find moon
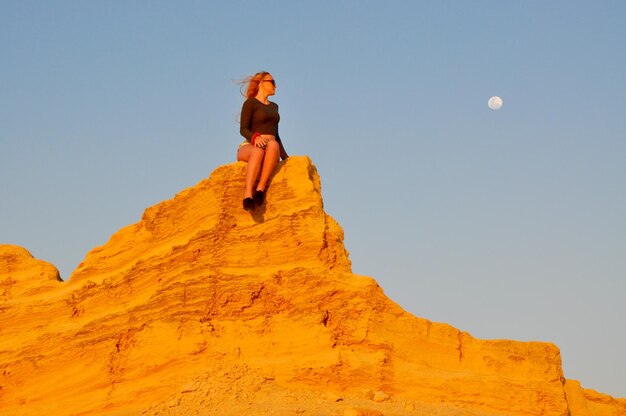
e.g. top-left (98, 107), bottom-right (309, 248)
top-left (488, 96), bottom-right (503, 110)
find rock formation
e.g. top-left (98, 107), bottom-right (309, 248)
top-left (1, 156), bottom-right (624, 416)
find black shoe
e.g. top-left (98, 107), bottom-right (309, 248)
top-left (253, 190), bottom-right (265, 206)
top-left (243, 197), bottom-right (255, 211)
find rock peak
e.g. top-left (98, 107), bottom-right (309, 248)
top-left (69, 156), bottom-right (351, 284)
top-left (1, 156), bottom-right (624, 415)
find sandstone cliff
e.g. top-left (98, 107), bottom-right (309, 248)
top-left (1, 156), bottom-right (624, 416)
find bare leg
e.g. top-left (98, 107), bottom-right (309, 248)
top-left (237, 144), bottom-right (265, 198)
top-left (256, 140), bottom-right (280, 191)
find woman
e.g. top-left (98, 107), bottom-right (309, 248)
top-left (238, 71), bottom-right (288, 211)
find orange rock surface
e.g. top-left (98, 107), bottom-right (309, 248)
top-left (1, 156), bottom-right (624, 416)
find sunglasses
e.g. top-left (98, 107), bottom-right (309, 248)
top-left (262, 79), bottom-right (276, 86)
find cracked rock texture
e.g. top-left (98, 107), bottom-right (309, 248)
top-left (1, 156), bottom-right (624, 416)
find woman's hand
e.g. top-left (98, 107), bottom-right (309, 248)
top-left (255, 134), bottom-right (276, 148)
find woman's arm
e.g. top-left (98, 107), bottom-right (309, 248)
top-left (276, 129), bottom-right (288, 160)
top-left (278, 140), bottom-right (289, 160)
top-left (239, 99), bottom-right (255, 141)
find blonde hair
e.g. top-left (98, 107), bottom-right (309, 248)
top-left (238, 71), bottom-right (270, 99)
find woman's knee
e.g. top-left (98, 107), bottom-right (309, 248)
top-left (249, 146), bottom-right (266, 160)
top-left (265, 140), bottom-right (279, 153)
top-left (237, 145), bottom-right (265, 162)
top-left (246, 144), bottom-right (264, 156)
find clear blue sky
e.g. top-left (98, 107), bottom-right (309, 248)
top-left (2, 1), bottom-right (625, 398)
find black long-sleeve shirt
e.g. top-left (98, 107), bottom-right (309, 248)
top-left (240, 98), bottom-right (281, 143)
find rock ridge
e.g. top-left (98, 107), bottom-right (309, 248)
top-left (1, 156), bottom-right (624, 416)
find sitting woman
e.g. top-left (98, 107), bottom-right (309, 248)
top-left (237, 71), bottom-right (289, 211)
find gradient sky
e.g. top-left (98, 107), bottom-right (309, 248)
top-left (2, 1), bottom-right (625, 398)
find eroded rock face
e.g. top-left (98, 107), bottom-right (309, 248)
top-left (1, 245), bottom-right (62, 300)
top-left (1, 156), bottom-right (624, 416)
